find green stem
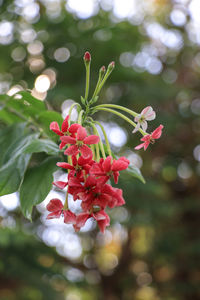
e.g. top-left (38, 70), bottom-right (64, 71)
top-left (95, 107), bottom-right (147, 136)
top-left (85, 64), bottom-right (90, 102)
top-left (91, 71), bottom-right (104, 101)
top-left (78, 110), bottom-right (84, 125)
top-left (91, 144), bottom-right (95, 160)
top-left (95, 121), bottom-right (112, 157)
top-left (95, 104), bottom-right (138, 117)
top-left (95, 68), bottom-right (113, 96)
top-left (63, 192), bottom-right (68, 210)
top-left (68, 102), bottom-right (81, 124)
top-left (90, 122), bottom-right (106, 159)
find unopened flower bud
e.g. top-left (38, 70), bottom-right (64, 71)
top-left (84, 51), bottom-right (91, 63)
top-left (108, 61), bottom-right (115, 71)
top-left (99, 66), bottom-right (106, 76)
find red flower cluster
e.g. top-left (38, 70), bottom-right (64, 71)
top-left (47, 116), bottom-right (130, 233)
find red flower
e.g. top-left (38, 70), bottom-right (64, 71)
top-left (46, 198), bottom-right (63, 219)
top-left (68, 175), bottom-right (98, 201)
top-left (46, 199), bottom-right (76, 224)
top-left (90, 156), bottom-right (129, 184)
top-left (50, 115), bottom-right (80, 149)
top-left (74, 210), bottom-right (110, 233)
top-left (57, 155), bottom-right (93, 180)
top-left (60, 126), bottom-right (99, 158)
top-left (135, 124), bottom-right (163, 151)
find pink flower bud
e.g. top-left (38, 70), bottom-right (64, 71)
top-left (100, 65), bottom-right (106, 75)
top-left (84, 51), bottom-right (91, 62)
top-left (108, 61), bottom-right (115, 71)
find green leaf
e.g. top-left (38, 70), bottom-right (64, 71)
top-left (24, 139), bottom-right (60, 155)
top-left (125, 165), bottom-right (146, 184)
top-left (0, 154), bottom-right (31, 196)
top-left (18, 91), bottom-right (46, 111)
top-left (0, 123), bottom-right (39, 195)
top-left (81, 96), bottom-right (85, 105)
top-left (20, 157), bottom-right (58, 220)
top-left (0, 123), bottom-right (27, 168)
top-left (0, 108), bottom-right (24, 124)
top-left (36, 110), bottom-right (63, 138)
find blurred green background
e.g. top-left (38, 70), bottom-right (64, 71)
top-left (0, 0), bottom-right (200, 299)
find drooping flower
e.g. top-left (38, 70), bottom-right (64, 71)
top-left (50, 115), bottom-right (80, 149)
top-left (74, 210), bottom-right (110, 233)
top-left (90, 156), bottom-right (130, 184)
top-left (135, 124), bottom-right (164, 151)
top-left (57, 155), bottom-right (93, 180)
top-left (132, 106), bottom-right (156, 133)
top-left (46, 198), bottom-right (64, 219)
top-left (46, 198), bottom-right (76, 224)
top-left (60, 126), bottom-right (99, 158)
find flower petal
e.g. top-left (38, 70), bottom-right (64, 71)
top-left (144, 142), bottom-right (150, 151)
top-left (69, 123), bottom-right (81, 134)
top-left (141, 120), bottom-right (148, 132)
top-left (146, 111), bottom-right (156, 121)
top-left (102, 156), bottom-right (112, 173)
top-left (53, 181), bottom-right (68, 189)
top-left (50, 122), bottom-right (63, 136)
top-left (77, 126), bottom-right (87, 141)
top-left (76, 212), bottom-right (90, 228)
top-left (46, 198), bottom-right (63, 212)
top-left (141, 106), bottom-right (152, 117)
top-left (132, 122), bottom-right (140, 133)
top-left (84, 135), bottom-right (100, 145)
top-left (47, 211), bottom-right (62, 219)
top-left (135, 142), bottom-right (145, 150)
top-left (61, 115), bottom-right (69, 132)
top-left (64, 210), bottom-right (76, 224)
top-left (59, 141), bottom-right (67, 150)
top-left (151, 125), bottom-right (163, 139)
top-left (57, 162), bottom-right (74, 170)
top-left (111, 160), bottom-right (129, 171)
top-left (64, 145), bottom-right (79, 156)
top-left (80, 144), bottom-right (92, 158)
top-left (60, 136), bottom-right (76, 144)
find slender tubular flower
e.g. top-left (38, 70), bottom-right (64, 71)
top-left (90, 156), bottom-right (130, 184)
top-left (132, 106), bottom-right (156, 133)
top-left (50, 115), bottom-right (80, 149)
top-left (46, 199), bottom-right (76, 224)
top-left (60, 126), bottom-right (99, 158)
top-left (135, 125), bottom-right (164, 150)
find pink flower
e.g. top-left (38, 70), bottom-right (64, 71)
top-left (74, 210), bottom-right (110, 233)
top-left (57, 155), bottom-right (93, 180)
top-left (60, 126), bottom-right (99, 158)
top-left (50, 115), bottom-right (80, 149)
top-left (135, 124), bottom-right (164, 151)
top-left (90, 156), bottom-right (129, 184)
top-left (46, 199), bottom-right (63, 219)
top-left (133, 106), bottom-right (156, 133)
top-left (46, 199), bottom-right (76, 224)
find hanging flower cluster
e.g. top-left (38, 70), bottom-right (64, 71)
top-left (46, 51), bottom-right (164, 233)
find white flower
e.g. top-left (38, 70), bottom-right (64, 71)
top-left (132, 106), bottom-right (156, 133)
